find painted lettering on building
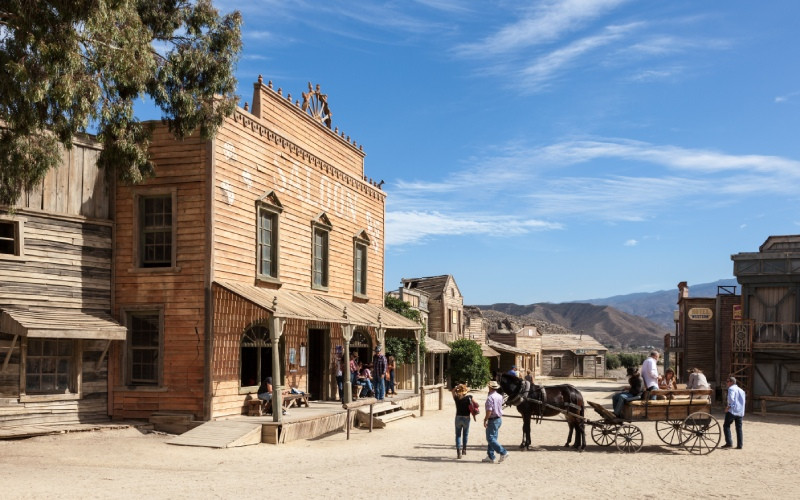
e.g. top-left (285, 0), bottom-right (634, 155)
top-left (688, 307), bottom-right (713, 321)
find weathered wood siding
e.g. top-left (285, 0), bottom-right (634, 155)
top-left (111, 128), bottom-right (208, 420)
top-left (685, 298), bottom-right (716, 381)
top-left (542, 350), bottom-right (576, 377)
top-left (1, 137), bottom-right (115, 425)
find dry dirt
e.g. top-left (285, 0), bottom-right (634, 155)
top-left (0, 379), bottom-right (794, 499)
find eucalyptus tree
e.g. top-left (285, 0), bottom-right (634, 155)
top-left (0, 0), bottom-right (242, 205)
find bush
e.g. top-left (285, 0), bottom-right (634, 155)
top-left (446, 339), bottom-right (490, 388)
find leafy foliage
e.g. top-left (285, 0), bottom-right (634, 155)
top-left (446, 339), bottom-right (490, 388)
top-left (606, 352), bottom-right (649, 370)
top-left (0, 0), bottom-right (242, 205)
top-left (383, 294), bottom-right (426, 364)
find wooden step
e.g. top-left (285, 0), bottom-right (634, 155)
top-left (375, 409), bottom-right (415, 424)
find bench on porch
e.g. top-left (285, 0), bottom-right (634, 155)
top-left (282, 393), bottom-right (311, 409)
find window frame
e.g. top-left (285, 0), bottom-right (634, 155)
top-left (121, 307), bottom-right (165, 388)
top-left (553, 356), bottom-right (562, 370)
top-left (311, 215), bottom-right (331, 291)
top-left (353, 231), bottom-right (370, 299)
top-left (21, 337), bottom-right (80, 399)
top-left (132, 189), bottom-right (178, 271)
top-left (256, 198), bottom-right (282, 284)
top-left (0, 215), bottom-right (25, 259)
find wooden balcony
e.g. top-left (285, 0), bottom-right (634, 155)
top-left (752, 322), bottom-right (800, 349)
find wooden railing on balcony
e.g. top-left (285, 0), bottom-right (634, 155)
top-left (752, 322), bottom-right (800, 345)
top-left (664, 335), bottom-right (683, 349)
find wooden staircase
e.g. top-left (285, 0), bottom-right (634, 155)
top-left (356, 401), bottom-right (415, 428)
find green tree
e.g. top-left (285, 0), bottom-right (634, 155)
top-left (383, 294), bottom-right (426, 363)
top-left (0, 0), bottom-right (242, 205)
top-left (446, 339), bottom-right (490, 388)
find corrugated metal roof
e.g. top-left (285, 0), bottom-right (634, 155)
top-left (487, 339), bottom-right (530, 355)
top-left (215, 281), bottom-right (421, 330)
top-left (424, 336), bottom-right (451, 353)
top-left (0, 306), bottom-right (127, 340)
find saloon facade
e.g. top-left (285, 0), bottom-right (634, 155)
top-left (110, 77), bottom-right (420, 422)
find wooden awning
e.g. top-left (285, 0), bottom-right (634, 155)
top-left (424, 336), bottom-right (451, 353)
top-left (487, 340), bottom-right (530, 355)
top-left (481, 343), bottom-right (500, 357)
top-left (215, 281), bottom-right (421, 331)
top-left (0, 307), bottom-right (127, 340)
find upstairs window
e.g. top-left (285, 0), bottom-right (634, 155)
top-left (311, 213), bottom-right (332, 290)
top-left (353, 230), bottom-right (370, 298)
top-left (138, 194), bottom-right (174, 268)
top-left (256, 192), bottom-right (282, 282)
top-left (0, 217), bottom-right (23, 257)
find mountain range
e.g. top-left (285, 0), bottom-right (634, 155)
top-left (473, 278), bottom-right (738, 350)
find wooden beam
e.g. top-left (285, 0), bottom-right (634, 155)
top-left (2, 334), bottom-right (18, 373)
top-left (95, 340), bottom-right (111, 374)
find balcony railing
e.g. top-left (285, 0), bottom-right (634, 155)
top-left (753, 322), bottom-right (800, 345)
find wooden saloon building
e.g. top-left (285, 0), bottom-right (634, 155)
top-left (110, 77), bottom-right (420, 422)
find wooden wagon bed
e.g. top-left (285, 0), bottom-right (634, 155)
top-left (622, 389), bottom-right (712, 421)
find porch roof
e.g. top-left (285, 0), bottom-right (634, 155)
top-left (481, 343), bottom-right (501, 357)
top-left (215, 281), bottom-right (421, 331)
top-left (424, 336), bottom-right (451, 353)
top-left (487, 339), bottom-right (530, 355)
top-left (0, 306), bottom-right (127, 340)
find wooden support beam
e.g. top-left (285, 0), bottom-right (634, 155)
top-left (2, 334), bottom-right (18, 373)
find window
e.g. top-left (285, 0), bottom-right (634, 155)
top-left (25, 339), bottom-right (73, 394)
top-left (353, 231), bottom-right (370, 298)
top-left (311, 214), bottom-right (331, 290)
top-left (256, 192), bottom-right (282, 282)
top-left (127, 312), bottom-right (162, 385)
top-left (553, 357), bottom-right (562, 369)
top-left (138, 194), bottom-right (174, 268)
top-left (240, 323), bottom-right (282, 388)
top-left (596, 356), bottom-right (603, 365)
top-left (0, 217), bottom-right (23, 257)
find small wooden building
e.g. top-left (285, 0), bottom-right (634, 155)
top-left (540, 334), bottom-right (606, 378)
top-left (487, 320), bottom-right (541, 377)
top-left (1, 137), bottom-right (126, 428)
top-left (110, 77), bottom-right (420, 422)
top-left (401, 275), bottom-right (464, 343)
top-left (731, 235), bottom-right (800, 414)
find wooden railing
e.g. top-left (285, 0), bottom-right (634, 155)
top-left (752, 322), bottom-right (800, 345)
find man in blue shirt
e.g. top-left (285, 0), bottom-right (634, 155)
top-left (722, 376), bottom-right (746, 449)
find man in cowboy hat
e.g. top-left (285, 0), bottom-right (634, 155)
top-left (372, 345), bottom-right (387, 401)
top-left (483, 380), bottom-right (509, 464)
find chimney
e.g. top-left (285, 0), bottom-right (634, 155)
top-left (678, 281), bottom-right (689, 299)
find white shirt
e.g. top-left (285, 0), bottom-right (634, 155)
top-left (641, 356), bottom-right (659, 389)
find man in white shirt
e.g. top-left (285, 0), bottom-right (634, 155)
top-left (641, 351), bottom-right (660, 398)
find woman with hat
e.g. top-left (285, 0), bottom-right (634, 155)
top-left (452, 383), bottom-right (476, 459)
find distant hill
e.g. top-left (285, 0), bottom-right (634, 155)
top-left (473, 279), bottom-right (739, 349)
top-left (581, 278), bottom-right (738, 328)
top-left (475, 302), bottom-right (668, 349)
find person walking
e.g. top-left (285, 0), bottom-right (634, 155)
top-left (483, 380), bottom-right (509, 464)
top-left (452, 384), bottom-right (474, 459)
top-left (372, 345), bottom-right (387, 401)
top-left (722, 376), bottom-right (746, 449)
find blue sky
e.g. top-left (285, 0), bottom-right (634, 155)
top-left (175, 0), bottom-right (800, 304)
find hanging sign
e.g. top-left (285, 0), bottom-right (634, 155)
top-left (688, 307), bottom-right (713, 320)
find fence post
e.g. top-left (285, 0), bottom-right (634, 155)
top-left (419, 385), bottom-right (425, 417)
top-left (438, 385), bottom-right (444, 411)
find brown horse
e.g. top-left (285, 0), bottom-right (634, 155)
top-left (498, 373), bottom-right (586, 451)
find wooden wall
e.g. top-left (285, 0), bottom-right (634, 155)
top-left (684, 298), bottom-right (717, 382)
top-left (111, 128), bottom-right (209, 420)
top-left (212, 106), bottom-right (386, 302)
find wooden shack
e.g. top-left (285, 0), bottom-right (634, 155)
top-left (487, 321), bottom-right (541, 378)
top-left (731, 236), bottom-right (800, 414)
top-left (110, 77), bottom-right (420, 422)
top-left (540, 333), bottom-right (606, 378)
top-left (0, 137), bottom-right (127, 429)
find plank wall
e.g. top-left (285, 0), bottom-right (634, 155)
top-left (212, 107), bottom-right (386, 303)
top-left (111, 128), bottom-right (209, 420)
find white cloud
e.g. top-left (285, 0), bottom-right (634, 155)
top-left (624, 239), bottom-right (638, 246)
top-left (385, 211), bottom-right (562, 246)
top-left (775, 90), bottom-right (800, 103)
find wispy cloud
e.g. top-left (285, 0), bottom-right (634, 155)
top-left (775, 90), bottom-right (800, 103)
top-left (385, 211), bottom-right (562, 246)
top-left (624, 239), bottom-right (638, 246)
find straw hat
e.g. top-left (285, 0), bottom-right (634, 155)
top-left (453, 384), bottom-right (469, 397)
top-left (488, 381), bottom-right (500, 390)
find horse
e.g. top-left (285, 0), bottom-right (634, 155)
top-left (498, 373), bottom-right (586, 451)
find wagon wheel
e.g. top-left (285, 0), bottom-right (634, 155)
top-left (615, 424), bottom-right (644, 453)
top-left (591, 423), bottom-right (620, 447)
top-left (655, 419), bottom-right (685, 447)
top-left (680, 412), bottom-right (721, 455)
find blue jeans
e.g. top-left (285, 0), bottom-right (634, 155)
top-left (387, 371), bottom-right (395, 394)
top-left (612, 392), bottom-right (639, 416)
top-left (358, 379), bottom-right (373, 397)
top-left (485, 417), bottom-right (507, 460)
top-left (336, 375), bottom-right (343, 401)
top-left (373, 376), bottom-right (385, 400)
top-left (455, 416), bottom-right (470, 449)
top-left (724, 412), bottom-right (743, 448)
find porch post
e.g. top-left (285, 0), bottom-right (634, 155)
top-left (414, 328), bottom-right (421, 392)
top-left (270, 296), bottom-right (286, 423)
top-left (341, 308), bottom-right (354, 404)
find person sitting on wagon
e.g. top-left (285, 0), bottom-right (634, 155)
top-left (657, 367), bottom-right (678, 399)
top-left (612, 367), bottom-right (644, 417)
top-left (686, 367), bottom-right (710, 399)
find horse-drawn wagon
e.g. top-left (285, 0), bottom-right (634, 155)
top-left (588, 388), bottom-right (720, 454)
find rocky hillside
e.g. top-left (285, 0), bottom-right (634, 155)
top-left (476, 302), bottom-right (668, 349)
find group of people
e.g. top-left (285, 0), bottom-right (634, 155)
top-left (343, 346), bottom-right (396, 402)
top-left (610, 350), bottom-right (745, 449)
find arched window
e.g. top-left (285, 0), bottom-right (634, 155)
top-left (240, 323), bottom-right (283, 388)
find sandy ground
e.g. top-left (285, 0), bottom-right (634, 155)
top-left (0, 379), bottom-right (795, 500)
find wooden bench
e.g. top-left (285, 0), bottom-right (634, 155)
top-left (754, 395), bottom-right (800, 416)
top-left (246, 399), bottom-right (266, 416)
top-left (282, 393), bottom-right (310, 409)
top-left (623, 389), bottom-right (712, 420)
